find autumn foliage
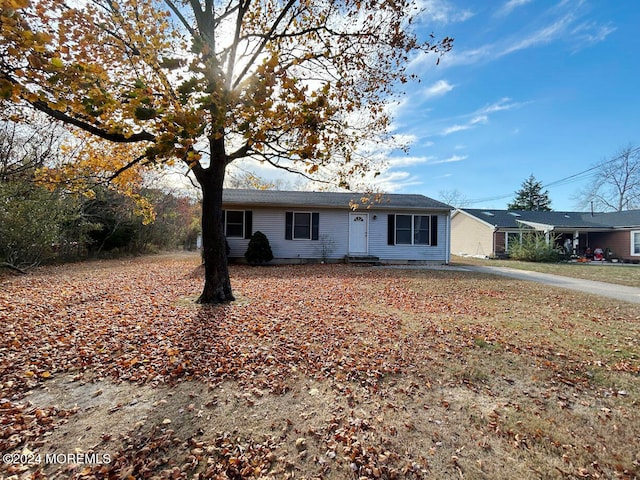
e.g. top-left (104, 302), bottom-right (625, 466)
top-left (0, 0), bottom-right (453, 302)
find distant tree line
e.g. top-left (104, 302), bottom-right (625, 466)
top-left (0, 119), bottom-right (200, 272)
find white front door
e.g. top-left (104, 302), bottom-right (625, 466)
top-left (349, 213), bottom-right (369, 254)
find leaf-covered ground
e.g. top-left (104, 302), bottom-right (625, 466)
top-left (1, 253), bottom-right (639, 479)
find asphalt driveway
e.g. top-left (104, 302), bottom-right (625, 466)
top-left (462, 265), bottom-right (640, 304)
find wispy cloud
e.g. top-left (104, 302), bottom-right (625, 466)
top-left (416, 0), bottom-right (474, 24)
top-left (424, 1), bottom-right (615, 70)
top-left (570, 21), bottom-right (616, 50)
top-left (370, 171), bottom-right (424, 192)
top-left (388, 156), bottom-right (432, 167)
top-left (432, 154), bottom-right (468, 164)
top-left (441, 124), bottom-right (471, 136)
top-left (424, 79), bottom-right (455, 98)
top-left (495, 0), bottom-right (533, 18)
top-left (476, 97), bottom-right (525, 115)
top-left (470, 115), bottom-right (488, 125)
top-left (440, 98), bottom-right (525, 136)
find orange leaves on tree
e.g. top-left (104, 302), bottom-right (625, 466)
top-left (35, 133), bottom-right (156, 223)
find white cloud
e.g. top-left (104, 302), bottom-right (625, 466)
top-left (432, 154), bottom-right (468, 164)
top-left (375, 172), bottom-right (424, 191)
top-left (416, 0), bottom-right (474, 24)
top-left (430, 2), bottom-right (615, 69)
top-left (424, 79), bottom-right (455, 98)
top-left (387, 155), bottom-right (432, 167)
top-left (570, 21), bottom-right (616, 50)
top-left (476, 97), bottom-right (525, 115)
top-left (495, 0), bottom-right (533, 17)
top-left (441, 124), bottom-right (472, 136)
top-left (438, 98), bottom-right (525, 136)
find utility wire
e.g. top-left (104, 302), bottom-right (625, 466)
top-left (465, 145), bottom-right (640, 205)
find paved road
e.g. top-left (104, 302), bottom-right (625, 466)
top-left (461, 265), bottom-right (640, 304)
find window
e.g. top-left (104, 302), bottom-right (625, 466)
top-left (632, 231), bottom-right (640, 256)
top-left (388, 214), bottom-right (438, 246)
top-left (413, 215), bottom-right (430, 245)
top-left (294, 213), bottom-right (311, 239)
top-left (395, 215), bottom-right (413, 244)
top-left (223, 210), bottom-right (252, 238)
top-left (285, 212), bottom-right (319, 240)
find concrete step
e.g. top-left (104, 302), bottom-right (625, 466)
top-left (345, 255), bottom-right (380, 265)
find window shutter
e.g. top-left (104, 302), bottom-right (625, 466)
top-left (311, 213), bottom-right (319, 240)
top-left (430, 215), bottom-right (438, 246)
top-left (285, 212), bottom-right (293, 240)
top-left (387, 215), bottom-right (395, 245)
top-left (244, 211), bottom-right (253, 239)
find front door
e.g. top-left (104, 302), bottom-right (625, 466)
top-left (349, 213), bottom-right (369, 254)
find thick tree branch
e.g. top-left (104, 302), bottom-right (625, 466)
top-left (253, 152), bottom-right (331, 184)
top-left (225, 0), bottom-right (250, 90)
top-left (106, 153), bottom-right (149, 181)
top-left (164, 0), bottom-right (198, 38)
top-left (231, 0), bottom-right (297, 90)
top-left (0, 262), bottom-right (28, 274)
top-left (31, 101), bottom-right (156, 143)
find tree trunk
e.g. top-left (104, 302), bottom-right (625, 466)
top-left (196, 160), bottom-right (235, 304)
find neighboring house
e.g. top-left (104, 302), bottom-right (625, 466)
top-left (451, 208), bottom-right (640, 262)
top-left (221, 189), bottom-right (453, 264)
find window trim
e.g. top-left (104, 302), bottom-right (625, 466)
top-left (632, 230), bottom-right (640, 256)
top-left (224, 210), bottom-right (245, 238)
top-left (285, 211), bottom-right (320, 240)
top-left (292, 211), bottom-right (313, 240)
top-left (388, 214), bottom-right (438, 246)
top-left (223, 210), bottom-right (252, 239)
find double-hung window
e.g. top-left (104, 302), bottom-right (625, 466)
top-left (388, 214), bottom-right (438, 246)
top-left (223, 210), bottom-right (252, 238)
top-left (285, 212), bottom-right (320, 240)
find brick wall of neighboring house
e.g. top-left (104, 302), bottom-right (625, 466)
top-left (495, 231), bottom-right (506, 256)
top-left (589, 230), bottom-right (635, 261)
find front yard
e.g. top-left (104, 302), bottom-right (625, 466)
top-left (1, 253), bottom-right (639, 479)
top-left (452, 254), bottom-right (640, 288)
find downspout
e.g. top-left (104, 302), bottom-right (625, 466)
top-left (446, 211), bottom-right (451, 264)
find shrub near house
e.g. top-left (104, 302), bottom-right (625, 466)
top-left (245, 231), bottom-right (274, 266)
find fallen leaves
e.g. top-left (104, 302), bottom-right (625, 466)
top-left (1, 254), bottom-right (639, 479)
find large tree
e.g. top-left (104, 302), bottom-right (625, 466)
top-left (574, 144), bottom-right (640, 212)
top-left (508, 174), bottom-right (552, 211)
top-left (1, 0), bottom-right (452, 303)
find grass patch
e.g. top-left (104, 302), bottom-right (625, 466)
top-left (452, 254), bottom-right (640, 288)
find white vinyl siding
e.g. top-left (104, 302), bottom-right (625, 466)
top-left (224, 207), bottom-right (449, 263)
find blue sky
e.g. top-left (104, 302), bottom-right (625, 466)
top-left (380, 0), bottom-right (639, 210)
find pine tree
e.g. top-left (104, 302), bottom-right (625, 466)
top-left (508, 175), bottom-right (552, 211)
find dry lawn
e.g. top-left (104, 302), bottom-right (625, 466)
top-left (1, 253), bottom-right (639, 479)
top-left (452, 255), bottom-right (640, 288)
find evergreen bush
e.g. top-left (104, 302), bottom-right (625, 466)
top-left (508, 232), bottom-right (561, 262)
top-left (244, 231), bottom-right (273, 265)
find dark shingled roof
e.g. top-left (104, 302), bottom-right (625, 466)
top-left (222, 189), bottom-right (452, 211)
top-left (458, 208), bottom-right (640, 229)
